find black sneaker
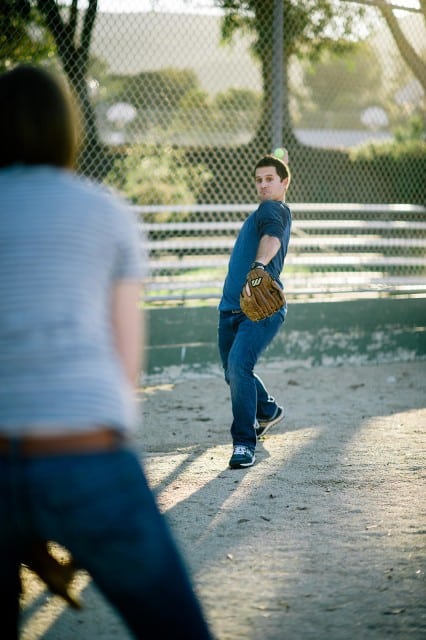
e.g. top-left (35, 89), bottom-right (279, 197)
top-left (255, 406), bottom-right (284, 437)
top-left (229, 445), bottom-right (256, 469)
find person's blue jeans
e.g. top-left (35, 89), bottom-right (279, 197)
top-left (218, 307), bottom-right (286, 450)
top-left (0, 444), bottom-right (213, 640)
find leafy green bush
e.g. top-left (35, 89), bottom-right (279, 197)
top-left (393, 115), bottom-right (425, 145)
top-left (105, 144), bottom-right (212, 221)
top-left (349, 134), bottom-right (426, 204)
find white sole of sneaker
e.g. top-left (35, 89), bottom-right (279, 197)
top-left (229, 457), bottom-right (256, 469)
top-left (229, 456), bottom-right (256, 469)
top-left (256, 407), bottom-right (284, 437)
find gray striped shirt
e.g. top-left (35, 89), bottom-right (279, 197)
top-left (0, 165), bottom-right (143, 434)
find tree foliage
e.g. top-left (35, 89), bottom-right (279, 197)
top-left (218, 0), bottom-right (365, 59)
top-left (215, 0), bottom-right (369, 146)
top-left (105, 145), bottom-right (212, 215)
top-left (373, 0), bottom-right (426, 94)
top-left (298, 41), bottom-right (384, 128)
top-left (107, 68), bottom-right (199, 112)
top-left (0, 1), bottom-right (103, 175)
top-left (0, 0), bottom-right (55, 71)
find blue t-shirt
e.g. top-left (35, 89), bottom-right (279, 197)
top-left (219, 199), bottom-right (291, 311)
top-left (0, 165), bottom-right (144, 434)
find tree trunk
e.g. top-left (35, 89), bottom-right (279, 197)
top-left (377, 0), bottom-right (426, 94)
top-left (252, 0), bottom-right (299, 151)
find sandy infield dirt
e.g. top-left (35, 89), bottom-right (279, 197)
top-left (20, 358), bottom-right (425, 640)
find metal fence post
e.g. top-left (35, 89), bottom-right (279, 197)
top-left (271, 0), bottom-right (284, 151)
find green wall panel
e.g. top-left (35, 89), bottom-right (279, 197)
top-left (145, 298), bottom-right (426, 375)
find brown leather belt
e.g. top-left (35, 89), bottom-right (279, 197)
top-left (0, 428), bottom-right (124, 456)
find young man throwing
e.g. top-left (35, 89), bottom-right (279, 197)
top-left (218, 153), bottom-right (292, 469)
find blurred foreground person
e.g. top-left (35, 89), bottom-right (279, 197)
top-left (0, 65), bottom-right (213, 640)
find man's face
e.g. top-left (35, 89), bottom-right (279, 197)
top-left (255, 166), bottom-right (288, 202)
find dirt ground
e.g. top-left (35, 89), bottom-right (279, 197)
top-left (20, 358), bottom-right (425, 640)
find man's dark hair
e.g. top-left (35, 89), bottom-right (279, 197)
top-left (254, 154), bottom-right (291, 186)
top-left (0, 65), bottom-right (79, 169)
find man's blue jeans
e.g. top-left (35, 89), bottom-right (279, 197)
top-left (218, 307), bottom-right (286, 450)
top-left (0, 444), bottom-right (212, 640)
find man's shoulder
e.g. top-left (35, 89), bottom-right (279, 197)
top-left (257, 200), bottom-right (291, 217)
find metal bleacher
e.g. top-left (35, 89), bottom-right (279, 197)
top-left (136, 203), bottom-right (426, 303)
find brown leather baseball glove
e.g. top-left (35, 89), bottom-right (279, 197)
top-left (23, 540), bottom-right (82, 609)
top-left (240, 266), bottom-right (286, 322)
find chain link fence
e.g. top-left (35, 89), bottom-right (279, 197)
top-left (1, 0), bottom-right (425, 303)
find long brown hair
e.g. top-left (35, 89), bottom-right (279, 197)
top-left (0, 65), bottom-right (79, 170)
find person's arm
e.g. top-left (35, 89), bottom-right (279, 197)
top-left (244, 235), bottom-right (281, 297)
top-left (111, 280), bottom-right (144, 386)
top-left (254, 234), bottom-right (281, 266)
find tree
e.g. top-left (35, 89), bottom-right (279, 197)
top-left (108, 68), bottom-right (200, 131)
top-left (0, 1), bottom-right (103, 176)
top-left (38, 0), bottom-right (102, 175)
top-left (299, 41), bottom-right (384, 129)
top-left (215, 0), bottom-right (368, 148)
top-left (105, 145), bottom-right (212, 217)
top-left (214, 88), bottom-right (261, 134)
top-left (0, 0), bottom-right (55, 71)
top-left (137, 68), bottom-right (199, 111)
top-left (367, 0), bottom-right (426, 94)
top-left (215, 87), bottom-right (261, 113)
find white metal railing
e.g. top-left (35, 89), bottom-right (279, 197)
top-left (135, 203), bottom-right (426, 303)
